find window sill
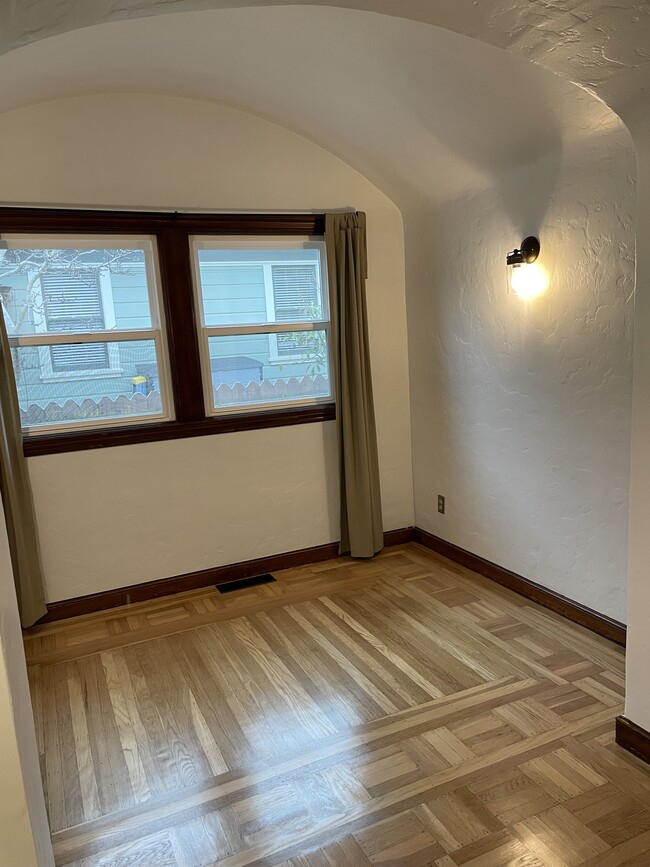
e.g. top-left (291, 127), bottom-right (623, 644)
top-left (22, 402), bottom-right (336, 456)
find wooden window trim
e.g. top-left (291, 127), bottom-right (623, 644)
top-left (22, 404), bottom-right (336, 456)
top-left (0, 208), bottom-right (325, 235)
top-left (0, 208), bottom-right (334, 457)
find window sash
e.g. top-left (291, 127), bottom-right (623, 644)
top-left (191, 237), bottom-right (330, 326)
top-left (15, 333), bottom-right (171, 436)
top-left (1, 234), bottom-right (162, 331)
top-left (197, 325), bottom-right (333, 415)
top-left (2, 234), bottom-right (174, 434)
top-left (190, 237), bottom-right (333, 417)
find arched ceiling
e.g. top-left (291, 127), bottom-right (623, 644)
top-left (0, 6), bottom-right (630, 205)
top-left (1, 0), bottom-right (649, 114)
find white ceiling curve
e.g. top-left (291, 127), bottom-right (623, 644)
top-left (0, 6), bottom-right (629, 206)
top-left (1, 0), bottom-right (648, 114)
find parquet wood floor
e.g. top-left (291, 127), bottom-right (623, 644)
top-left (24, 543), bottom-right (650, 866)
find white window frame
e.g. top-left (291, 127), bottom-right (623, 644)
top-left (4, 234), bottom-right (174, 435)
top-left (190, 236), bottom-right (333, 416)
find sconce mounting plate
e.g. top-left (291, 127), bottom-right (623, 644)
top-left (507, 236), bottom-right (540, 266)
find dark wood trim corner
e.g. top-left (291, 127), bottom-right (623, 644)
top-left (37, 528), bottom-right (414, 622)
top-left (413, 528), bottom-right (627, 647)
top-left (616, 716), bottom-right (650, 764)
top-left (381, 527), bottom-right (415, 547)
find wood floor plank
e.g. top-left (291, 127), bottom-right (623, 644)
top-left (248, 609), bottom-right (366, 730)
top-left (100, 651), bottom-right (151, 805)
top-left (318, 596), bottom-right (445, 700)
top-left (284, 603), bottom-right (402, 717)
top-left (337, 589), bottom-right (484, 694)
top-left (119, 642), bottom-right (182, 795)
top-left (303, 598), bottom-right (431, 708)
top-left (169, 630), bottom-right (256, 772)
top-left (227, 617), bottom-right (338, 742)
top-left (66, 662), bottom-right (102, 822)
top-left (381, 573), bottom-right (569, 686)
top-left (131, 640), bottom-right (201, 791)
top-left (218, 616), bottom-right (337, 748)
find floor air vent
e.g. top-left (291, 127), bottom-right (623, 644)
top-left (216, 573), bottom-right (276, 594)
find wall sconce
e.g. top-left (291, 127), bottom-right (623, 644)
top-left (506, 236), bottom-right (547, 299)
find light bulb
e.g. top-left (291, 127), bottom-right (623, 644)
top-left (510, 262), bottom-right (547, 299)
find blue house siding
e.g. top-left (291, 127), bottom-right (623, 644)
top-left (111, 268), bottom-right (152, 330)
top-left (200, 265), bottom-right (268, 327)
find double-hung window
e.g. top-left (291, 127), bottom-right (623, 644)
top-left (1, 235), bottom-right (172, 433)
top-left (0, 211), bottom-right (335, 454)
top-left (191, 237), bottom-right (332, 413)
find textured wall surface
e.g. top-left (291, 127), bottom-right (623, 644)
top-left (0, 7), bottom-right (622, 209)
top-left (0, 93), bottom-right (413, 602)
top-left (2, 0), bottom-right (649, 113)
top-left (407, 130), bottom-right (636, 623)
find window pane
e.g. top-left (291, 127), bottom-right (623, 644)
top-left (13, 340), bottom-right (165, 429)
top-left (195, 247), bottom-right (324, 326)
top-left (208, 332), bottom-right (331, 409)
top-left (0, 247), bottom-right (153, 335)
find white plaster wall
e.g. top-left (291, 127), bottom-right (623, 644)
top-left (621, 94), bottom-right (650, 731)
top-left (407, 129), bottom-right (635, 623)
top-left (0, 93), bottom-right (413, 602)
top-left (0, 502), bottom-right (54, 866)
top-left (0, 7), bottom-right (618, 210)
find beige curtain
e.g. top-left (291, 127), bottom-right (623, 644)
top-left (326, 212), bottom-right (383, 558)
top-left (0, 310), bottom-right (47, 627)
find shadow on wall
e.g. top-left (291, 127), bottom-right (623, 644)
top-left (492, 148), bottom-right (562, 240)
top-left (405, 128), bottom-right (635, 622)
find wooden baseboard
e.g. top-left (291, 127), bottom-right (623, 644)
top-left (616, 716), bottom-right (650, 764)
top-left (40, 527), bottom-right (414, 622)
top-left (379, 527), bottom-right (415, 547)
top-left (413, 528), bottom-right (627, 647)
top-left (40, 525), bottom-right (626, 648)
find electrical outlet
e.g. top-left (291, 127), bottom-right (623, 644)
top-left (438, 494), bottom-right (446, 515)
